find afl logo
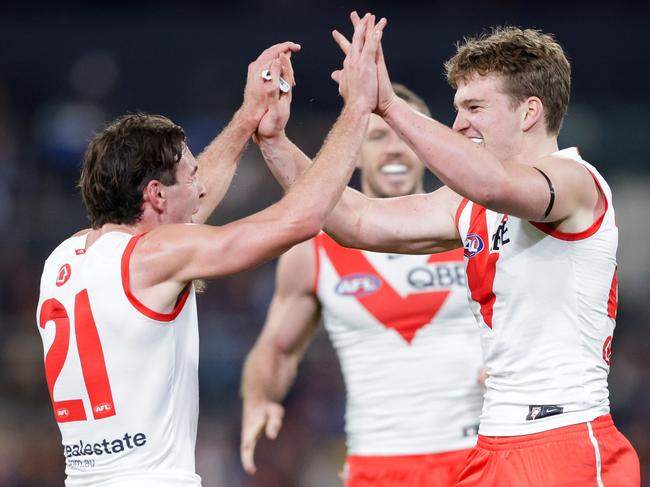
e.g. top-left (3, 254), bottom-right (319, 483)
top-left (464, 234), bottom-right (484, 258)
top-left (95, 403), bottom-right (113, 414)
top-left (56, 264), bottom-right (72, 287)
top-left (335, 274), bottom-right (381, 297)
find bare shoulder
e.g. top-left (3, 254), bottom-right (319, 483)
top-left (434, 185), bottom-right (465, 209)
top-left (421, 185), bottom-right (465, 220)
top-left (535, 153), bottom-right (599, 203)
top-left (276, 237), bottom-right (317, 295)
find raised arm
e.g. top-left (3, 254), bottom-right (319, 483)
top-left (240, 240), bottom-right (320, 475)
top-left (192, 41), bottom-right (302, 224)
top-left (130, 15), bottom-right (387, 311)
top-left (334, 12), bottom-right (600, 228)
top-left (258, 135), bottom-right (461, 254)
top-left (381, 98), bottom-right (600, 226)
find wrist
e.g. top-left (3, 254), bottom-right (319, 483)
top-left (342, 100), bottom-right (371, 120)
top-left (256, 130), bottom-right (288, 147)
top-left (235, 104), bottom-right (266, 134)
top-left (379, 93), bottom-right (401, 121)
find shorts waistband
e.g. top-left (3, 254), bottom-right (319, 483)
top-left (477, 414), bottom-right (614, 451)
top-left (347, 448), bottom-right (472, 466)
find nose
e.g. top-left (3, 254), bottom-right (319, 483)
top-left (386, 132), bottom-right (409, 154)
top-left (452, 112), bottom-right (470, 133)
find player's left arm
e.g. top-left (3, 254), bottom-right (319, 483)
top-left (192, 41), bottom-right (302, 224)
top-left (332, 13), bottom-right (601, 228)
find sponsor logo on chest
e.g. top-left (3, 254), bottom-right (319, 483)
top-left (335, 274), bottom-right (382, 297)
top-left (464, 214), bottom-right (512, 258)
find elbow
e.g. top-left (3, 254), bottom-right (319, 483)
top-left (474, 187), bottom-right (498, 208)
top-left (472, 176), bottom-right (512, 210)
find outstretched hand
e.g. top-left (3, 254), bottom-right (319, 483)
top-left (332, 11), bottom-right (395, 116)
top-left (240, 399), bottom-right (285, 475)
top-left (330, 13), bottom-right (386, 114)
top-left (241, 41), bottom-right (301, 127)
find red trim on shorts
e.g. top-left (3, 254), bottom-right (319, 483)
top-left (529, 168), bottom-right (608, 241)
top-left (455, 198), bottom-right (469, 229)
top-left (312, 234), bottom-right (321, 294)
top-left (121, 233), bottom-right (190, 322)
top-left (607, 267), bottom-right (618, 319)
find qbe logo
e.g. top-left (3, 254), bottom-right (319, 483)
top-left (464, 234), bottom-right (485, 258)
top-left (335, 274), bottom-right (381, 297)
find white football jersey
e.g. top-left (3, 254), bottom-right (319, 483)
top-left (36, 231), bottom-right (201, 486)
top-left (455, 148), bottom-right (618, 436)
top-left (314, 233), bottom-right (484, 455)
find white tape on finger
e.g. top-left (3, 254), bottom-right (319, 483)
top-left (261, 69), bottom-right (291, 93)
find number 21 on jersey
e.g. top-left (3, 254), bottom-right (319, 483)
top-left (39, 290), bottom-right (116, 423)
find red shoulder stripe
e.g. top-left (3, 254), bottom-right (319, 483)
top-left (465, 205), bottom-right (499, 329)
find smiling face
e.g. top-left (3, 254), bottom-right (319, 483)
top-left (359, 108), bottom-right (426, 198)
top-left (160, 146), bottom-right (206, 224)
top-left (452, 73), bottom-right (528, 162)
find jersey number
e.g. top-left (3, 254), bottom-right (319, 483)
top-left (39, 290), bottom-right (116, 423)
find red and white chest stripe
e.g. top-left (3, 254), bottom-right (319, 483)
top-left (314, 234), bottom-right (459, 343)
top-left (456, 200), bottom-right (499, 329)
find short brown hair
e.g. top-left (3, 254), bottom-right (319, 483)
top-left (444, 27), bottom-right (571, 135)
top-left (79, 114), bottom-right (186, 228)
top-left (393, 83), bottom-right (431, 117)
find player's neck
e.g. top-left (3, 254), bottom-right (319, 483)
top-left (84, 222), bottom-right (150, 249)
top-left (513, 133), bottom-right (559, 167)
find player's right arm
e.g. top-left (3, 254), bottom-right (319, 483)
top-left (239, 240), bottom-right (320, 475)
top-left (260, 133), bottom-right (462, 254)
top-left (130, 14), bottom-right (386, 313)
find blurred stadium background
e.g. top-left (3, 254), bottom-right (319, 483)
top-left (1, 1), bottom-right (648, 485)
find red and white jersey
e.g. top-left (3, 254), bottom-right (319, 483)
top-left (314, 233), bottom-right (483, 455)
top-left (36, 231), bottom-right (201, 486)
top-left (455, 148), bottom-right (618, 436)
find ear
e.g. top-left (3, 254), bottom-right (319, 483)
top-left (142, 180), bottom-right (166, 214)
top-left (521, 96), bottom-right (544, 132)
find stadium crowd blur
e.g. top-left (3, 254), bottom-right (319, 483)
top-left (1, 2), bottom-right (648, 486)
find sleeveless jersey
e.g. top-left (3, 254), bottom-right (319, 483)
top-left (314, 233), bottom-right (483, 455)
top-left (36, 231), bottom-right (201, 486)
top-left (455, 148), bottom-right (618, 436)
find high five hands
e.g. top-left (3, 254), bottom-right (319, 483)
top-left (330, 12), bottom-right (387, 114)
top-left (332, 11), bottom-right (395, 116)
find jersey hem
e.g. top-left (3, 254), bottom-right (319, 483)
top-left (478, 408), bottom-right (609, 436)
